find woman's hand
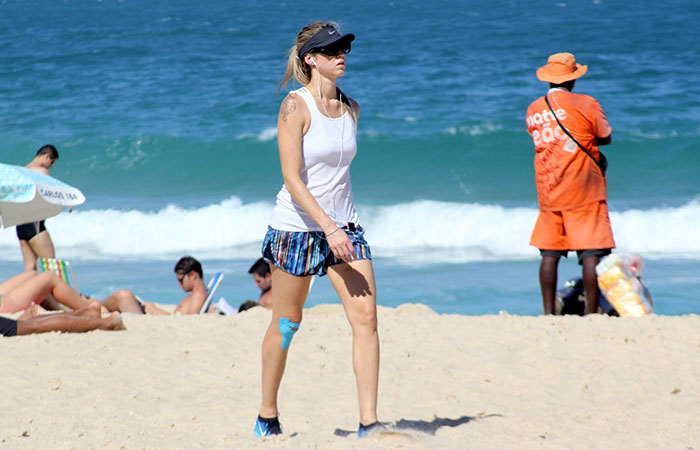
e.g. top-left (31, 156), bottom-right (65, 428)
top-left (325, 227), bottom-right (357, 263)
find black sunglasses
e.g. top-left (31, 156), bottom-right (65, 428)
top-left (315, 42), bottom-right (351, 56)
top-left (176, 272), bottom-right (186, 283)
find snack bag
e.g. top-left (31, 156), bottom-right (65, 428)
top-left (596, 253), bottom-right (653, 317)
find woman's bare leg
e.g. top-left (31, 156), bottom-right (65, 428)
top-left (326, 259), bottom-right (380, 426)
top-left (0, 271), bottom-right (37, 295)
top-left (0, 271), bottom-right (89, 313)
top-left (259, 266), bottom-right (312, 419)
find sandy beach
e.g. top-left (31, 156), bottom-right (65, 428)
top-left (1, 304), bottom-right (698, 449)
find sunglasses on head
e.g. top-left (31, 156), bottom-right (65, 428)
top-left (315, 42), bottom-right (351, 56)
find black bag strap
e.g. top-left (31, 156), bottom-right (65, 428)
top-left (544, 95), bottom-right (606, 176)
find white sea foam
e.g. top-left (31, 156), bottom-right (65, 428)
top-left (626, 129), bottom-right (678, 140)
top-left (236, 127), bottom-right (277, 142)
top-left (0, 197), bottom-right (272, 262)
top-left (442, 123), bottom-right (503, 136)
top-left (1, 198), bottom-right (698, 263)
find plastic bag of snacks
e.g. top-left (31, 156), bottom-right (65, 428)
top-left (596, 253), bottom-right (653, 317)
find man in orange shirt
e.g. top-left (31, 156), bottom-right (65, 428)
top-left (526, 52), bottom-right (614, 315)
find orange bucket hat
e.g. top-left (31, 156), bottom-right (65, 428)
top-left (536, 52), bottom-right (588, 84)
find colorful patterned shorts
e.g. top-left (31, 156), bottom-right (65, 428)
top-left (262, 224), bottom-right (372, 277)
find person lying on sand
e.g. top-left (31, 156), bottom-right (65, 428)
top-left (100, 256), bottom-right (208, 315)
top-left (0, 271), bottom-right (95, 314)
top-left (0, 302), bottom-right (125, 337)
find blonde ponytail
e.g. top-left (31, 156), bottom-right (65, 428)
top-left (278, 44), bottom-right (312, 92)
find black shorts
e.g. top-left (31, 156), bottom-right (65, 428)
top-left (16, 220), bottom-right (47, 241)
top-left (0, 316), bottom-right (18, 337)
top-left (540, 248), bottom-right (612, 265)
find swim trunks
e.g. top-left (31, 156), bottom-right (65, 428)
top-left (0, 316), bottom-right (18, 337)
top-left (530, 200), bottom-right (615, 252)
top-left (16, 220), bottom-right (47, 241)
top-left (262, 224), bottom-right (371, 277)
top-left (540, 248), bottom-right (612, 264)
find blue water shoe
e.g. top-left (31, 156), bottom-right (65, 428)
top-left (358, 421), bottom-right (385, 438)
top-left (254, 415), bottom-right (282, 438)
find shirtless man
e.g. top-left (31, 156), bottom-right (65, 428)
top-left (248, 258), bottom-right (272, 309)
top-left (16, 145), bottom-right (60, 272)
top-left (100, 256), bottom-right (208, 315)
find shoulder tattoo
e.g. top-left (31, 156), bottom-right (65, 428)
top-left (282, 96), bottom-right (297, 121)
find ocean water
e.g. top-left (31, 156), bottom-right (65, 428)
top-left (1, 0), bottom-right (698, 315)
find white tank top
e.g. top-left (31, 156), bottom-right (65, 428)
top-left (269, 87), bottom-right (359, 232)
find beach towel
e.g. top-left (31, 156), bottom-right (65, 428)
top-left (212, 297), bottom-right (238, 315)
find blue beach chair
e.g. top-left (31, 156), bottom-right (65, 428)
top-left (199, 271), bottom-right (225, 314)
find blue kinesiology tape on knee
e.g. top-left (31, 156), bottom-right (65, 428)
top-left (279, 317), bottom-right (300, 350)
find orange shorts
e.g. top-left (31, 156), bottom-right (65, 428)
top-left (530, 201), bottom-right (615, 251)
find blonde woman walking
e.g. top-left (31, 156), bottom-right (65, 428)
top-left (254, 21), bottom-right (382, 438)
